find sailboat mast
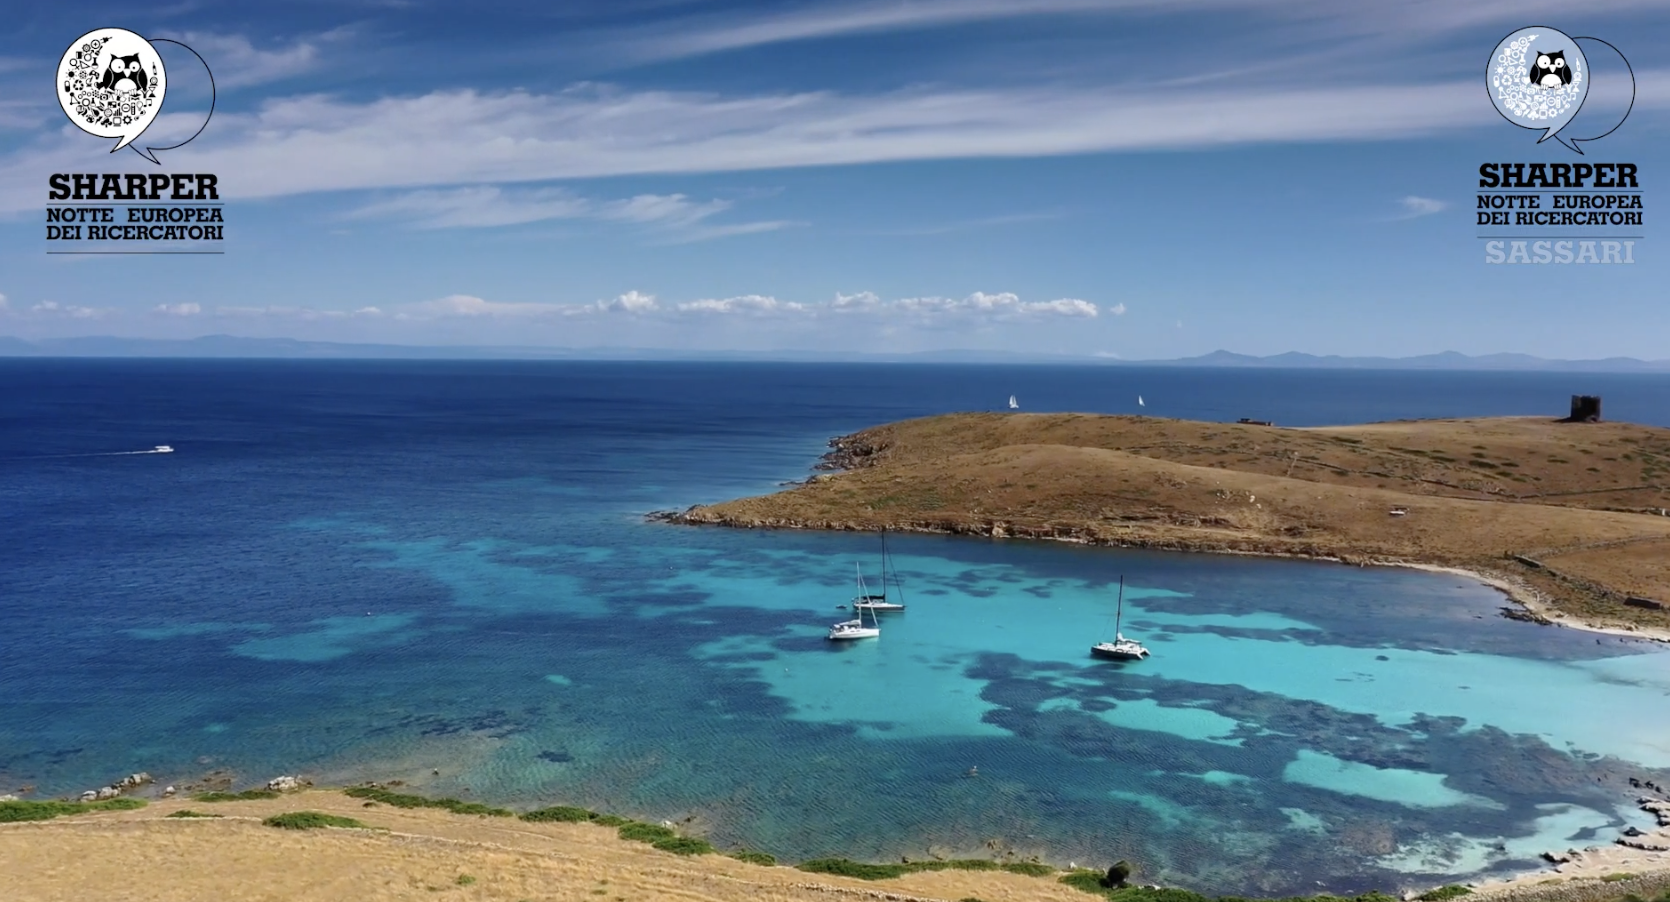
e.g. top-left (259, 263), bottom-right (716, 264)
top-left (879, 529), bottom-right (887, 601)
top-left (1115, 576), bottom-right (1125, 636)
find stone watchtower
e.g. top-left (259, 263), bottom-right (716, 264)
top-left (1568, 395), bottom-right (1602, 422)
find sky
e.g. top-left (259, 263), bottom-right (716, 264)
top-left (0, 1), bottom-right (1666, 358)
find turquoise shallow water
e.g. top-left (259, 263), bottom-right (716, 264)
top-left (4, 360), bottom-right (1670, 896)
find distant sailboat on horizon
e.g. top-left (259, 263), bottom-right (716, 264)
top-left (1008, 394), bottom-right (1019, 410)
top-left (1137, 395), bottom-right (1144, 408)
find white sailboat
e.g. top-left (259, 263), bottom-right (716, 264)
top-left (1137, 395), bottom-right (1144, 408)
top-left (1091, 575), bottom-right (1150, 660)
top-left (1008, 394), bottom-right (1019, 410)
top-left (854, 531), bottom-right (906, 613)
top-left (828, 563), bottom-right (881, 640)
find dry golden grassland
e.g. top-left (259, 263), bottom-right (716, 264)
top-left (674, 414), bottom-right (1670, 634)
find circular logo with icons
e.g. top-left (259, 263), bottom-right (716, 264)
top-left (57, 27), bottom-right (168, 153)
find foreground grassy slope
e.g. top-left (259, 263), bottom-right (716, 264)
top-left (2, 788), bottom-right (1666, 902)
top-left (675, 414), bottom-right (1670, 631)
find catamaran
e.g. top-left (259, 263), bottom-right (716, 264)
top-left (853, 531), bottom-right (906, 613)
top-left (1091, 575), bottom-right (1150, 660)
top-left (1008, 394), bottom-right (1019, 409)
top-left (828, 563), bottom-right (882, 640)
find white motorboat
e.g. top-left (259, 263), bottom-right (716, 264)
top-left (1091, 575), bottom-right (1150, 661)
top-left (152, 445), bottom-right (174, 453)
top-left (829, 563), bottom-right (881, 640)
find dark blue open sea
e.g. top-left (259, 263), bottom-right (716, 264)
top-left (4, 360), bottom-right (1670, 895)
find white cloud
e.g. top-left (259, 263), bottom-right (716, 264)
top-left (0, 76), bottom-right (1535, 214)
top-left (1109, 303), bottom-right (1128, 316)
top-left (893, 292), bottom-right (1101, 319)
top-left (676, 295), bottom-right (807, 315)
top-left (1397, 195), bottom-right (1448, 219)
top-left (158, 31), bottom-right (339, 89)
top-left (391, 291), bottom-right (664, 321)
top-left (397, 295), bottom-right (572, 319)
top-left (349, 186), bottom-right (592, 229)
top-left (154, 302), bottom-right (202, 316)
top-left (344, 186), bottom-right (790, 242)
top-left (29, 300), bottom-right (107, 319)
top-left (215, 305), bottom-right (382, 320)
top-left (832, 291), bottom-right (882, 311)
top-left (616, 0), bottom-right (1667, 62)
top-left (596, 291), bottom-right (660, 313)
top-left (192, 290), bottom-right (1108, 324)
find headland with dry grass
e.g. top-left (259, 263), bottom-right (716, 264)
top-left (656, 413), bottom-right (1670, 639)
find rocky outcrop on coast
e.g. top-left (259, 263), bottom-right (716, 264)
top-left (77, 771), bottom-right (151, 802)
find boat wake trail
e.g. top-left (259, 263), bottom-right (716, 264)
top-left (3, 445), bottom-right (175, 461)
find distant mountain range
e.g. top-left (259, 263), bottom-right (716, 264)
top-left (1, 335), bottom-right (1668, 372)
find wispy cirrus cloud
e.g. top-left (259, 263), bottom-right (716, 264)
top-left (610, 0), bottom-right (1669, 62)
top-left (1395, 196), bottom-right (1448, 220)
top-left (345, 185), bottom-right (795, 242)
top-left (0, 77), bottom-right (1515, 215)
top-left (155, 30), bottom-right (346, 88)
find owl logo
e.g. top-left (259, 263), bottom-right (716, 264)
top-left (56, 27), bottom-right (176, 156)
top-left (1528, 49), bottom-right (1572, 88)
top-left (97, 52), bottom-right (148, 94)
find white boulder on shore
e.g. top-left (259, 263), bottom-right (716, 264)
top-left (77, 772), bottom-right (154, 802)
top-left (266, 775), bottom-right (306, 792)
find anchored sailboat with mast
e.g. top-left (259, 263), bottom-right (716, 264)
top-left (854, 530), bottom-right (906, 613)
top-left (1091, 575), bottom-right (1150, 660)
top-left (828, 563), bottom-right (882, 640)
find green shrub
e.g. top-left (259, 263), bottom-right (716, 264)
top-left (262, 811), bottom-right (369, 830)
top-left (520, 805), bottom-right (597, 823)
top-left (1601, 873), bottom-right (1634, 883)
top-left (1106, 860), bottom-right (1135, 887)
top-left (342, 785), bottom-right (512, 817)
top-left (1417, 886), bottom-right (1473, 901)
top-left (194, 789), bottom-right (280, 802)
top-left (729, 850), bottom-right (776, 866)
top-left (165, 809), bottom-right (223, 818)
top-left (618, 822), bottom-right (677, 844)
top-left (0, 797), bottom-right (145, 823)
top-left (591, 814), bottom-right (630, 827)
top-left (1103, 888), bottom-right (1210, 902)
top-left (652, 836), bottom-right (715, 856)
top-left (455, 875), bottom-right (476, 886)
top-left (1060, 869), bottom-right (1112, 894)
top-left (796, 858), bottom-right (909, 880)
top-left (1001, 862), bottom-right (1055, 877)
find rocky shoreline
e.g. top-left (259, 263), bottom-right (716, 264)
top-left (647, 427), bottom-right (1670, 644)
top-left (8, 767), bottom-right (1670, 902)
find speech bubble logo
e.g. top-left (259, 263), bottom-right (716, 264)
top-left (1486, 26), bottom-right (1587, 146)
top-left (57, 28), bottom-right (168, 154)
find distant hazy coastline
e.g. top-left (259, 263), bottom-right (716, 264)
top-left (3, 335), bottom-right (1669, 372)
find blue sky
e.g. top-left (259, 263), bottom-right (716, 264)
top-left (1, 1), bottom-right (1666, 357)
